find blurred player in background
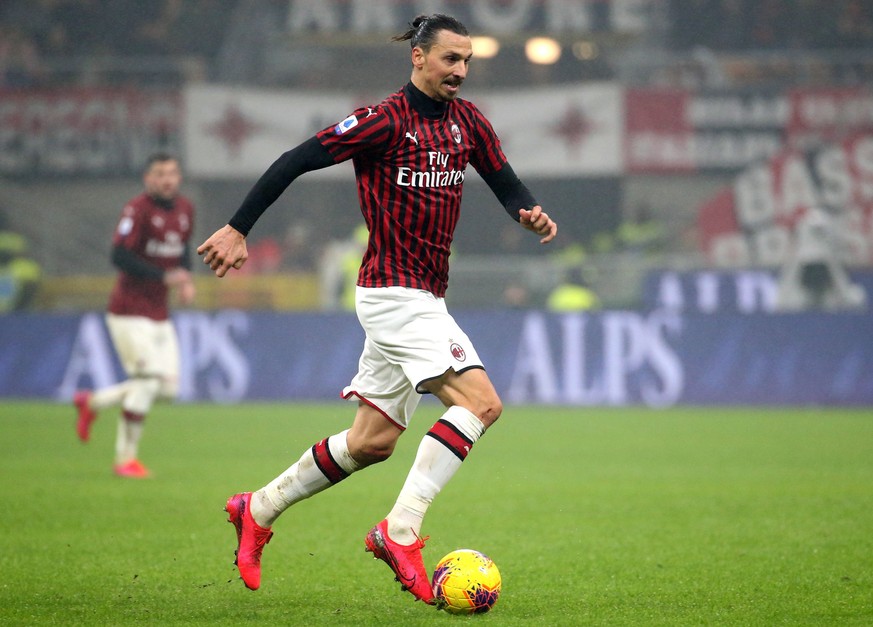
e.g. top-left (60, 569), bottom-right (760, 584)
top-left (776, 208), bottom-right (867, 311)
top-left (74, 152), bottom-right (195, 479)
top-left (198, 14), bottom-right (556, 604)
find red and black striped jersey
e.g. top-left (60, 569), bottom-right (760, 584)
top-left (316, 82), bottom-right (507, 297)
top-left (108, 193), bottom-right (194, 321)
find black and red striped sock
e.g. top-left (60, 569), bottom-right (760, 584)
top-left (252, 429), bottom-right (361, 527)
top-left (387, 406), bottom-right (486, 544)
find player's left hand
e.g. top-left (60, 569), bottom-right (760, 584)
top-left (164, 268), bottom-right (196, 305)
top-left (519, 206), bottom-right (557, 244)
top-left (177, 276), bottom-right (196, 305)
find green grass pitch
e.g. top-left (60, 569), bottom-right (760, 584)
top-left (1, 400), bottom-right (872, 625)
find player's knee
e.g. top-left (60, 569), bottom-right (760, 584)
top-left (480, 401), bottom-right (502, 429)
top-left (473, 394), bottom-right (502, 429)
top-left (350, 438), bottom-right (396, 466)
top-left (347, 426), bottom-right (398, 466)
top-left (160, 376), bottom-right (179, 401)
top-left (125, 377), bottom-right (162, 415)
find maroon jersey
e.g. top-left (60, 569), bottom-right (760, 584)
top-left (108, 193), bottom-right (194, 320)
top-left (316, 84), bottom-right (507, 297)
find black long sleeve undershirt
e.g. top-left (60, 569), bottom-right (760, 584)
top-left (227, 134), bottom-right (536, 235)
top-left (480, 161), bottom-right (539, 222)
top-left (111, 243), bottom-right (191, 279)
top-left (178, 242), bottom-right (192, 270)
top-left (111, 245), bottom-right (166, 280)
top-left (228, 137), bottom-right (335, 236)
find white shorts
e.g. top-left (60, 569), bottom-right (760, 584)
top-left (342, 286), bottom-right (484, 430)
top-left (105, 313), bottom-right (180, 383)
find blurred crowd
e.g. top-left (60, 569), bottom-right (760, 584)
top-left (671, 0), bottom-right (873, 51)
top-left (0, 0), bottom-right (237, 87)
top-left (3, 0), bottom-right (872, 89)
top-left (1, 1), bottom-right (870, 313)
top-left (0, 209), bottom-right (40, 312)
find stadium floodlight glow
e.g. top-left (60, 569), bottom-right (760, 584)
top-left (572, 40), bottom-right (599, 61)
top-left (471, 36), bottom-right (500, 59)
top-left (525, 37), bottom-right (561, 65)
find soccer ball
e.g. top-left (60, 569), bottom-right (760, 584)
top-left (431, 549), bottom-right (501, 614)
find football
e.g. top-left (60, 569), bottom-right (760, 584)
top-left (431, 549), bottom-right (501, 614)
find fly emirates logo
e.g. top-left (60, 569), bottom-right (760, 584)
top-left (396, 151), bottom-right (465, 188)
top-left (145, 231), bottom-right (185, 258)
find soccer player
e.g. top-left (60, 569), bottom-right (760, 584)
top-left (198, 14), bottom-right (557, 603)
top-left (74, 153), bottom-right (196, 479)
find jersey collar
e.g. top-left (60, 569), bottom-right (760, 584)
top-left (403, 82), bottom-right (448, 120)
top-left (148, 195), bottom-right (176, 211)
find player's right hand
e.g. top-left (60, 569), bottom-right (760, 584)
top-left (197, 224), bottom-right (248, 278)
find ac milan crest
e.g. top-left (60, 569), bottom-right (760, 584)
top-left (450, 343), bottom-right (466, 362)
top-left (450, 123), bottom-right (462, 144)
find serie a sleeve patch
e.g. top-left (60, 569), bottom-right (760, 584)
top-left (334, 114), bottom-right (358, 135)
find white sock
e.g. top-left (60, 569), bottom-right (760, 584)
top-left (114, 411), bottom-right (145, 464)
top-left (387, 406), bottom-right (485, 544)
top-left (250, 429), bottom-right (361, 528)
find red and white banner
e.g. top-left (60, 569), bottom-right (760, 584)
top-left (2, 84), bottom-right (870, 181)
top-left (183, 84), bottom-right (358, 179)
top-left (0, 88), bottom-right (180, 176)
top-left (698, 133), bottom-right (873, 266)
top-left (787, 87), bottom-right (873, 147)
top-left (625, 88), bottom-right (786, 173)
top-left (475, 82), bottom-right (624, 177)
top-left (626, 87), bottom-right (873, 174)
top-left (183, 82), bottom-right (624, 179)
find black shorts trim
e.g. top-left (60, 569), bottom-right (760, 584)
top-left (414, 364), bottom-right (486, 395)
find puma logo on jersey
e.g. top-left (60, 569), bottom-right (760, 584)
top-left (405, 131), bottom-right (419, 145)
top-left (366, 108), bottom-right (376, 117)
